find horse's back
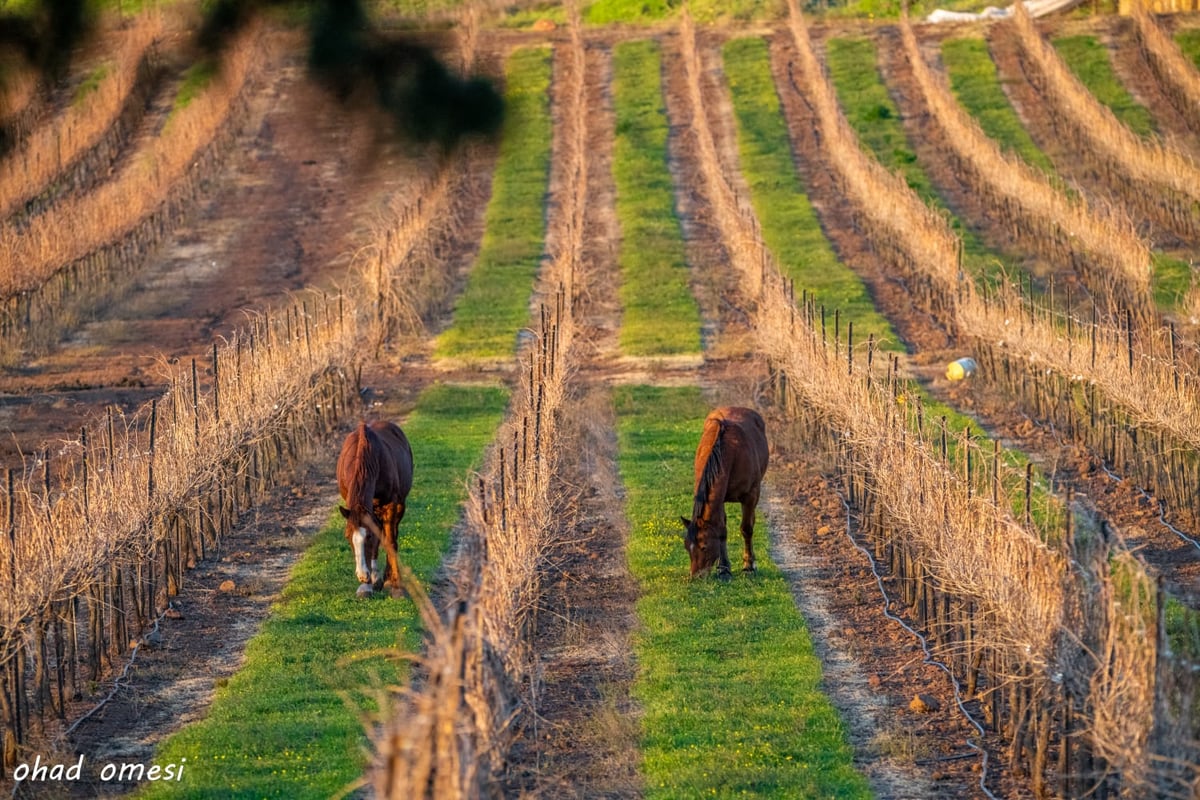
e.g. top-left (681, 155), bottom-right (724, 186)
top-left (368, 420), bottom-right (414, 499)
top-left (338, 421), bottom-right (413, 503)
top-left (708, 406), bottom-right (768, 493)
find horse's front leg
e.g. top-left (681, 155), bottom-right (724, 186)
top-left (741, 496), bottom-right (758, 573)
top-left (382, 503), bottom-right (404, 592)
top-left (716, 530), bottom-right (733, 580)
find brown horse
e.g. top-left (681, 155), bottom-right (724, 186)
top-left (680, 407), bottom-right (769, 579)
top-left (337, 420), bottom-right (413, 595)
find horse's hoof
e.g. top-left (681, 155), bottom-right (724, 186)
top-left (716, 570), bottom-right (733, 582)
top-left (388, 585), bottom-right (407, 600)
top-left (356, 583), bottom-right (374, 598)
top-left (743, 566), bottom-right (757, 574)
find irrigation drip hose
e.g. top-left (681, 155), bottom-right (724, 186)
top-left (9, 603), bottom-right (176, 798)
top-left (837, 495), bottom-right (999, 800)
top-left (1018, 407), bottom-right (1200, 555)
top-left (1097, 462), bottom-right (1200, 554)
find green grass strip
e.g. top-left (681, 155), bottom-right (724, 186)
top-left (722, 37), bottom-right (897, 349)
top-left (823, 36), bottom-right (1020, 291)
top-left (824, 38), bottom-right (924, 184)
top-left (139, 383), bottom-right (509, 799)
top-left (1051, 35), bottom-right (1156, 137)
top-left (940, 37), bottom-right (1057, 176)
top-left (612, 40), bottom-right (702, 356)
top-left (614, 385), bottom-right (871, 799)
top-left (584, 0), bottom-right (775, 25)
top-left (435, 47), bottom-right (552, 359)
top-left (1178, 28), bottom-right (1200, 69)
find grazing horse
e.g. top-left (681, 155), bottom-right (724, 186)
top-left (337, 420), bottom-right (413, 595)
top-left (680, 407), bottom-right (769, 579)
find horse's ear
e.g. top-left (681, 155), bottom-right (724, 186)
top-left (338, 505), bottom-right (351, 519)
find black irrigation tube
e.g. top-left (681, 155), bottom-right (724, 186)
top-left (837, 494), bottom-right (998, 800)
top-left (1018, 404), bottom-right (1200, 556)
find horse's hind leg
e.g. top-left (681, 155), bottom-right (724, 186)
top-left (741, 494), bottom-right (758, 572)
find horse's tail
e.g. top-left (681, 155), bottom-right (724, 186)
top-left (349, 421), bottom-right (378, 511)
top-left (692, 418), bottom-right (725, 523)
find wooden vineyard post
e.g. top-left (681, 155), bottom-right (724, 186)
top-left (847, 321), bottom-right (853, 376)
top-left (191, 358), bottom-right (200, 444)
top-left (212, 342), bottom-right (220, 424)
top-left (7, 468), bottom-right (14, 597)
top-left (81, 427), bottom-right (89, 519)
top-left (148, 399), bottom-right (158, 501)
top-left (1025, 462), bottom-right (1033, 528)
top-left (1126, 308), bottom-right (1134, 375)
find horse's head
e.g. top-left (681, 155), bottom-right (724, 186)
top-left (339, 504), bottom-right (382, 586)
top-left (681, 515), bottom-right (725, 578)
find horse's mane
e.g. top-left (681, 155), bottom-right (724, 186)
top-left (347, 423), bottom-right (380, 513)
top-left (691, 420), bottom-right (725, 524)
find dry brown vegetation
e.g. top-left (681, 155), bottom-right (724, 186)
top-left (0, 17), bottom-right (265, 362)
top-left (1008, 2), bottom-right (1200, 242)
top-left (900, 15), bottom-right (1156, 323)
top-left (795, 8), bottom-right (1200, 536)
top-left (370, 11), bottom-right (587, 795)
top-left (0, 14), bottom-right (163, 221)
top-left (0, 57), bottom-right (43, 147)
top-left (1130, 3), bottom-right (1200, 138)
top-left (786, 10), bottom-right (965, 326)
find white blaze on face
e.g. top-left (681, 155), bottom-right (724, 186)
top-left (352, 527), bottom-right (370, 584)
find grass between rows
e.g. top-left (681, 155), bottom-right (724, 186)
top-left (1179, 28), bottom-right (1200, 67)
top-left (939, 37), bottom-right (1057, 176)
top-left (722, 36), bottom-right (897, 349)
top-left (1051, 35), bottom-right (1156, 137)
top-left (139, 383), bottom-right (509, 799)
top-left (611, 39), bottom-right (702, 356)
top-left (585, 0), bottom-right (779, 24)
top-left (614, 384), bottom-right (871, 800)
top-left (434, 46), bottom-right (552, 359)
